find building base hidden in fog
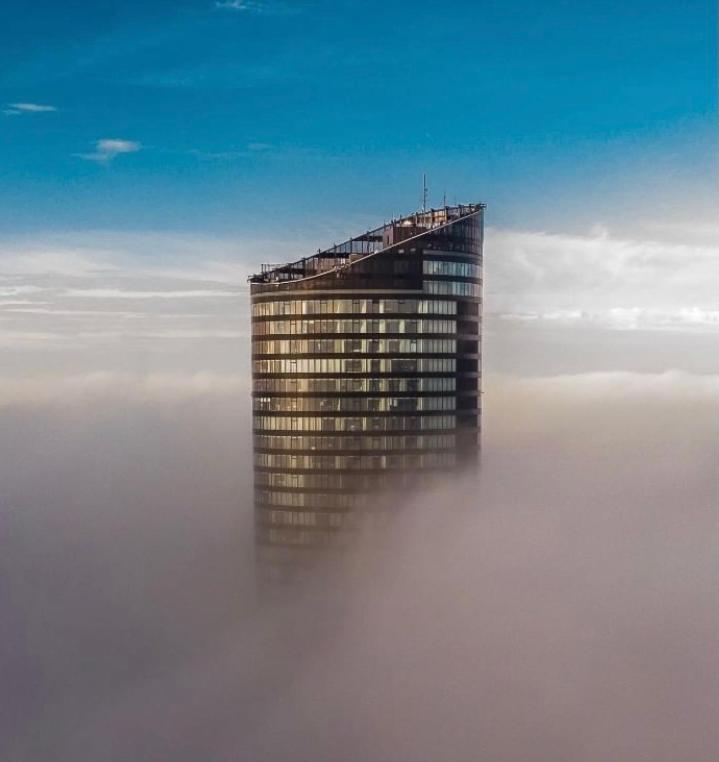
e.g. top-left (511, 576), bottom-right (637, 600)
top-left (249, 203), bottom-right (484, 578)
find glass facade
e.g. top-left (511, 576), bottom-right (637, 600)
top-left (249, 204), bottom-right (484, 580)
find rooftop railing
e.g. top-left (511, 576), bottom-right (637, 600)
top-left (249, 203), bottom-right (485, 285)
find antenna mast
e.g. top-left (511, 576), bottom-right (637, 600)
top-left (422, 173), bottom-right (428, 212)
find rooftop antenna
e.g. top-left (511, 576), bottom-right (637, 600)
top-left (422, 173), bottom-right (428, 212)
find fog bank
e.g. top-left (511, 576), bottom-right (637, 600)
top-left (2, 370), bottom-right (717, 761)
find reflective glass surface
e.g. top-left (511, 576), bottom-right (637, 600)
top-left (250, 205), bottom-right (484, 578)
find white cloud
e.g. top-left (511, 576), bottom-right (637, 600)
top-left (0, 232), bottom-right (263, 369)
top-left (485, 226), bottom-right (719, 331)
top-left (0, 367), bottom-right (714, 410)
top-left (639, 219), bottom-right (719, 248)
top-left (0, 224), bottom-right (715, 379)
top-left (214, 0), bottom-right (298, 14)
top-left (498, 307), bottom-right (719, 333)
top-left (0, 371), bottom-right (249, 408)
top-left (77, 138), bottom-right (142, 163)
top-left (215, 0), bottom-right (262, 10)
top-left (3, 102), bottom-right (57, 115)
top-left (62, 288), bottom-right (240, 300)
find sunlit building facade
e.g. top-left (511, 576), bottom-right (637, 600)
top-left (250, 204), bottom-right (484, 578)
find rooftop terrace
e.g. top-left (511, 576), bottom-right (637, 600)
top-left (249, 203), bottom-right (485, 285)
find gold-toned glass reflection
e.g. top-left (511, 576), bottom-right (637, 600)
top-left (249, 204), bottom-right (484, 583)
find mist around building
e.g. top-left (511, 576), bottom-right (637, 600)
top-left (2, 284), bottom-right (717, 760)
top-left (2, 201), bottom-right (717, 761)
top-left (1, 0), bottom-right (717, 758)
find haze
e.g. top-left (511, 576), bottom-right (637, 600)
top-left (1, 0), bottom-right (717, 759)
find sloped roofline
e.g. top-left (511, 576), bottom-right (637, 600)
top-left (249, 203), bottom-right (485, 286)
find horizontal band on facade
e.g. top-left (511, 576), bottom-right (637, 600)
top-left (253, 349), bottom-right (477, 357)
top-left (419, 276), bottom-right (482, 283)
top-left (255, 518), bottom-right (362, 529)
top-left (253, 477), bottom-right (473, 495)
top-left (252, 372), bottom-right (480, 379)
top-left (253, 433), bottom-right (469, 451)
top-left (255, 464), bottom-right (464, 476)
top-left (251, 352), bottom-right (480, 366)
top-left (253, 447), bottom-right (458, 456)
top-left (251, 290), bottom-right (483, 301)
top-left (251, 317), bottom-right (475, 326)
top-left (254, 396), bottom-right (478, 411)
top-left (252, 427), bottom-right (475, 438)
top-left (252, 300), bottom-right (469, 316)
top-left (251, 389), bottom-right (478, 398)
top-left (253, 360), bottom-right (478, 374)
top-left (254, 406), bottom-right (475, 416)
top-left (253, 379), bottom-right (470, 394)
top-left (253, 427), bottom-right (480, 436)
top-left (251, 331), bottom-right (470, 338)
top-left (418, 252), bottom-right (484, 261)
top-left (252, 338), bottom-right (475, 351)
top-left (252, 288), bottom-right (425, 299)
top-left (252, 425), bottom-right (480, 435)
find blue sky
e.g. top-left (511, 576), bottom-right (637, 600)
top-left (0, 0), bottom-right (715, 237)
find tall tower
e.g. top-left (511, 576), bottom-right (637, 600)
top-left (249, 204), bottom-right (484, 580)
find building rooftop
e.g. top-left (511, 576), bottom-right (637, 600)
top-left (249, 203), bottom-right (485, 285)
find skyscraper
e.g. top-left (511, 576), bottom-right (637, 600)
top-left (250, 203), bottom-right (484, 579)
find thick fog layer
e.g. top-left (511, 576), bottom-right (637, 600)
top-left (2, 369), bottom-right (716, 762)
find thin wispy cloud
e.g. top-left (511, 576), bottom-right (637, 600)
top-left (3, 102), bottom-right (57, 116)
top-left (498, 307), bottom-right (719, 333)
top-left (214, 0), bottom-right (299, 15)
top-left (189, 142), bottom-right (274, 160)
top-left (0, 225), bottom-right (715, 380)
top-left (76, 138), bottom-right (142, 163)
top-left (189, 149), bottom-right (247, 161)
top-left (2, 225), bottom-right (717, 342)
top-left (215, 0), bottom-right (264, 10)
